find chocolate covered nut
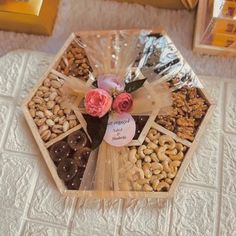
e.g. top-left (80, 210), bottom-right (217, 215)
top-left (73, 147), bottom-right (91, 168)
top-left (57, 158), bottom-right (78, 182)
top-left (67, 130), bottom-right (88, 151)
top-left (66, 168), bottom-right (85, 190)
top-left (49, 141), bottom-right (70, 162)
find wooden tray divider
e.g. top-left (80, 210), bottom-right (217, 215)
top-left (45, 124), bottom-right (82, 148)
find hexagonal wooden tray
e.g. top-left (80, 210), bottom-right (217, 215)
top-left (22, 29), bottom-right (215, 198)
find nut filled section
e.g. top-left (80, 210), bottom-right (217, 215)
top-left (118, 127), bottom-right (188, 192)
top-left (28, 73), bottom-right (80, 142)
top-left (156, 86), bottom-right (209, 141)
top-left (55, 40), bottom-right (92, 81)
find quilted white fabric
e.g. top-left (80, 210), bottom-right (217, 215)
top-left (0, 50), bottom-right (235, 236)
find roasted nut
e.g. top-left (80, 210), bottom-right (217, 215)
top-left (47, 101), bottom-right (55, 109)
top-left (41, 129), bottom-right (51, 142)
top-left (156, 87), bottom-right (209, 141)
top-left (143, 184), bottom-right (153, 192)
top-left (29, 108), bottom-right (36, 118)
top-left (63, 121), bottom-right (70, 132)
top-left (121, 128), bottom-right (187, 192)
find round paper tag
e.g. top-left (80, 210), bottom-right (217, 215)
top-left (104, 113), bottom-right (136, 147)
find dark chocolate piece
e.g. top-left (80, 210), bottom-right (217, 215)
top-left (49, 141), bottom-right (70, 163)
top-left (67, 130), bottom-right (88, 151)
top-left (57, 158), bottom-right (78, 182)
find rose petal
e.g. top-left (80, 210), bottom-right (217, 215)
top-left (97, 74), bottom-right (125, 93)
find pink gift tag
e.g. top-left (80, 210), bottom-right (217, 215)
top-left (104, 113), bottom-right (136, 147)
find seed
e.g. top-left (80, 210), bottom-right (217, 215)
top-left (28, 101), bottom-right (35, 108)
top-left (41, 129), bottom-right (51, 142)
top-left (38, 125), bottom-right (49, 135)
top-left (55, 96), bottom-right (63, 104)
top-left (35, 111), bottom-right (44, 118)
top-left (51, 80), bottom-right (61, 89)
top-left (43, 78), bottom-right (51, 87)
top-left (36, 91), bottom-right (43, 97)
top-left (46, 119), bottom-right (55, 127)
top-left (47, 101), bottom-right (55, 109)
top-left (67, 115), bottom-right (76, 120)
top-left (69, 119), bottom-right (77, 128)
top-left (29, 108), bottom-right (36, 118)
top-left (38, 105), bottom-right (47, 112)
top-left (64, 108), bottom-right (71, 114)
top-left (35, 118), bottom-right (46, 126)
top-left (43, 92), bottom-right (51, 98)
top-left (44, 110), bottom-right (53, 118)
top-left (58, 110), bottom-right (64, 117)
top-left (38, 86), bottom-right (49, 92)
top-left (48, 74), bottom-right (58, 80)
top-left (63, 121), bottom-right (69, 132)
top-left (143, 184), bottom-right (153, 192)
top-left (50, 87), bottom-right (57, 92)
top-left (52, 126), bottom-right (63, 134)
top-left (53, 105), bottom-right (60, 115)
top-left (33, 97), bottom-right (44, 104)
top-left (144, 156), bottom-right (151, 163)
top-left (54, 117), bottom-right (59, 123)
top-left (59, 116), bottom-right (66, 125)
top-left (49, 92), bottom-right (57, 101)
top-left (50, 133), bottom-right (58, 140)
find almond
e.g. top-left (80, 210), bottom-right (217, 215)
top-left (51, 80), bottom-right (61, 89)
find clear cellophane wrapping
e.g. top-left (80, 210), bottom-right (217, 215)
top-left (62, 30), bottom-right (204, 196)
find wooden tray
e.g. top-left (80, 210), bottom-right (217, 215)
top-left (22, 29), bottom-right (215, 198)
top-left (193, 0), bottom-right (236, 56)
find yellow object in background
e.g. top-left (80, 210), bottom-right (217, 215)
top-left (111, 0), bottom-right (199, 10)
top-left (212, 19), bottom-right (236, 34)
top-left (211, 33), bottom-right (236, 47)
top-left (0, 0), bottom-right (60, 35)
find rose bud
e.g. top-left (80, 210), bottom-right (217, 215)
top-left (112, 92), bottom-right (133, 114)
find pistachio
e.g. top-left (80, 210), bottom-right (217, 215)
top-left (46, 119), bottom-right (55, 127)
top-left (63, 121), bottom-right (69, 132)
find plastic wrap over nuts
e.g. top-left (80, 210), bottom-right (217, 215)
top-left (23, 29), bottom-right (213, 198)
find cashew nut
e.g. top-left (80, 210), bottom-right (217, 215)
top-left (156, 181), bottom-right (170, 191)
top-left (138, 145), bottom-right (146, 158)
top-left (157, 145), bottom-right (169, 161)
top-left (165, 148), bottom-right (178, 156)
top-left (147, 129), bottom-right (160, 141)
top-left (144, 156), bottom-right (151, 163)
top-left (129, 149), bottom-right (137, 164)
top-left (152, 179), bottom-right (160, 191)
top-left (143, 184), bottom-right (153, 192)
top-left (132, 182), bottom-right (142, 191)
top-left (159, 135), bottom-right (176, 150)
top-left (147, 142), bottom-right (158, 150)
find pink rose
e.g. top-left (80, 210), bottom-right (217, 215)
top-left (97, 74), bottom-right (125, 93)
top-left (112, 93), bottom-right (133, 114)
top-left (85, 89), bottom-right (112, 118)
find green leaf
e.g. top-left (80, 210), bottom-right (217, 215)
top-left (124, 78), bottom-right (147, 93)
top-left (85, 113), bottom-right (109, 150)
